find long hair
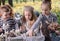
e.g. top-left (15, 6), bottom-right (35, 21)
top-left (0, 7), bottom-right (2, 16)
top-left (22, 6), bottom-right (37, 26)
top-left (1, 5), bottom-right (14, 18)
top-left (42, 0), bottom-right (51, 3)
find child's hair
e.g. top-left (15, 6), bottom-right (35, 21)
top-left (22, 6), bottom-right (37, 23)
top-left (41, 0), bottom-right (51, 10)
top-left (42, 0), bottom-right (51, 3)
top-left (0, 7), bottom-right (2, 16)
top-left (1, 5), bottom-right (14, 18)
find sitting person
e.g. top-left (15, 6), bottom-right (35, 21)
top-left (7, 6), bottom-right (37, 37)
top-left (1, 5), bottom-right (16, 32)
top-left (19, 6), bottom-right (37, 36)
top-left (27, 0), bottom-right (57, 41)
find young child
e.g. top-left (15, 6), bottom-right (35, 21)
top-left (1, 5), bottom-right (16, 32)
top-left (19, 6), bottom-right (37, 36)
top-left (27, 0), bottom-right (57, 41)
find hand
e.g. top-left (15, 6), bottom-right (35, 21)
top-left (20, 25), bottom-right (26, 31)
top-left (28, 31), bottom-right (33, 37)
top-left (26, 29), bottom-right (33, 37)
top-left (53, 22), bottom-right (58, 28)
top-left (55, 30), bottom-right (60, 35)
top-left (48, 23), bottom-right (55, 31)
top-left (45, 21), bottom-right (50, 25)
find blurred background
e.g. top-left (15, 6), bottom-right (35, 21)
top-left (0, 0), bottom-right (60, 24)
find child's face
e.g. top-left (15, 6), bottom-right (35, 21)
top-left (41, 4), bottom-right (50, 15)
top-left (2, 8), bottom-right (11, 19)
top-left (2, 12), bottom-right (10, 19)
top-left (2, 12), bottom-right (7, 19)
top-left (24, 10), bottom-right (32, 21)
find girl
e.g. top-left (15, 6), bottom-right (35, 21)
top-left (28, 0), bottom-right (57, 41)
top-left (19, 6), bottom-right (37, 36)
top-left (1, 5), bottom-right (16, 32)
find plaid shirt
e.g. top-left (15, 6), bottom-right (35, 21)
top-left (31, 13), bottom-right (57, 37)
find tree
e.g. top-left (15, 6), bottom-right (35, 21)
top-left (0, 0), bottom-right (5, 5)
top-left (23, 0), bottom-right (27, 3)
top-left (8, 0), bottom-right (13, 7)
top-left (33, 0), bottom-right (35, 2)
top-left (15, 0), bottom-right (18, 3)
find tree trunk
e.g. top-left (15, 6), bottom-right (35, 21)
top-left (33, 0), bottom-right (35, 2)
top-left (16, 0), bottom-right (18, 3)
top-left (8, 0), bottom-right (13, 7)
top-left (0, 0), bottom-right (5, 5)
top-left (23, 0), bottom-right (27, 3)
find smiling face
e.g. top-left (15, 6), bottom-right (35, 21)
top-left (41, 4), bottom-right (51, 15)
top-left (24, 10), bottom-right (32, 21)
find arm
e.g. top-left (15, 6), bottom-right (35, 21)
top-left (26, 14), bottom-right (43, 36)
top-left (48, 14), bottom-right (58, 32)
top-left (52, 13), bottom-right (57, 22)
top-left (31, 14), bottom-right (43, 31)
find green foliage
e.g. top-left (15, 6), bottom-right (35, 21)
top-left (5, 0), bottom-right (60, 24)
